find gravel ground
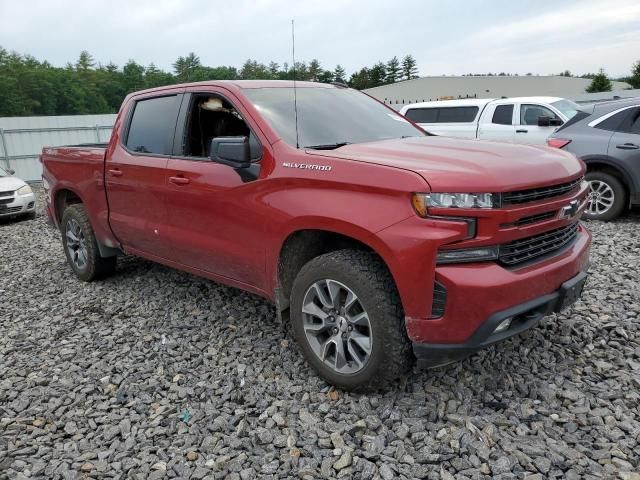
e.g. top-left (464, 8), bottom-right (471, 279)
top-left (1, 189), bottom-right (639, 480)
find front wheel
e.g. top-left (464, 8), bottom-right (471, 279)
top-left (61, 204), bottom-right (116, 281)
top-left (290, 249), bottom-right (413, 391)
top-left (584, 171), bottom-right (626, 221)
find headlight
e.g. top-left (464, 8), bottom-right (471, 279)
top-left (17, 185), bottom-right (33, 196)
top-left (412, 192), bottom-right (496, 215)
top-left (436, 246), bottom-right (499, 264)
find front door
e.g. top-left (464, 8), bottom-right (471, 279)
top-left (162, 90), bottom-right (267, 289)
top-left (516, 103), bottom-right (562, 145)
top-left (106, 93), bottom-right (182, 257)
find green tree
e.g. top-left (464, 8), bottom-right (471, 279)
top-left (317, 69), bottom-right (334, 83)
top-left (586, 68), bottom-right (612, 93)
top-left (628, 60), bottom-right (640, 89)
top-left (348, 68), bottom-right (371, 90)
top-left (173, 52), bottom-right (201, 82)
top-left (333, 64), bottom-right (346, 83)
top-left (268, 61), bottom-right (280, 78)
top-left (308, 59), bottom-right (322, 82)
top-left (122, 60), bottom-right (145, 93)
top-left (369, 62), bottom-right (387, 87)
top-left (401, 55), bottom-right (418, 80)
top-left (386, 56), bottom-right (400, 83)
top-left (76, 51), bottom-right (95, 71)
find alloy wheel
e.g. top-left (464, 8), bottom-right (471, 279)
top-left (587, 180), bottom-right (615, 216)
top-left (301, 279), bottom-right (372, 374)
top-left (65, 218), bottom-right (88, 269)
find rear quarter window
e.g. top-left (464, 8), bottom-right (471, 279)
top-left (593, 110), bottom-right (632, 132)
top-left (125, 95), bottom-right (180, 155)
top-left (404, 106), bottom-right (478, 123)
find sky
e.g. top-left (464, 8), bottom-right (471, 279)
top-left (1, 0), bottom-right (639, 78)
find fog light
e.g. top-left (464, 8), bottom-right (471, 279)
top-left (494, 317), bottom-right (512, 333)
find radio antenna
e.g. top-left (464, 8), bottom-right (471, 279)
top-left (291, 19), bottom-right (300, 149)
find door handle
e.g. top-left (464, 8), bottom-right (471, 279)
top-left (616, 143), bottom-right (639, 150)
top-left (516, 129), bottom-right (528, 133)
top-left (107, 168), bottom-right (123, 177)
top-left (169, 176), bottom-right (190, 185)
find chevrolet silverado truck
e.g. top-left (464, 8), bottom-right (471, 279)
top-left (41, 81), bottom-right (591, 390)
top-left (400, 97), bottom-right (583, 145)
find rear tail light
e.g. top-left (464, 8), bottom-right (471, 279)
top-left (547, 138), bottom-right (571, 149)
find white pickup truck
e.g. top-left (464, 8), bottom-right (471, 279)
top-left (400, 97), bottom-right (583, 145)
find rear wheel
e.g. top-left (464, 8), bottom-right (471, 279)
top-left (61, 204), bottom-right (116, 281)
top-left (290, 249), bottom-right (413, 391)
top-left (584, 171), bottom-right (626, 221)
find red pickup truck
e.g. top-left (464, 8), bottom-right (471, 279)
top-left (42, 80), bottom-right (591, 390)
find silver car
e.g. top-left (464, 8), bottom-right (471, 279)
top-left (547, 98), bottom-right (640, 221)
top-left (0, 166), bottom-right (37, 220)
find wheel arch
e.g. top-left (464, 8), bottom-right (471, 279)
top-left (275, 226), bottom-right (400, 313)
top-left (582, 156), bottom-right (636, 200)
top-left (53, 187), bottom-right (84, 225)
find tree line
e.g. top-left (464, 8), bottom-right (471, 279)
top-left (1, 46), bottom-right (638, 117)
top-left (0, 47), bottom-right (419, 117)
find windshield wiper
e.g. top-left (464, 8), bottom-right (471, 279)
top-left (303, 142), bottom-right (351, 150)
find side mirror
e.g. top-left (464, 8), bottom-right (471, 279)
top-left (537, 116), bottom-right (551, 127)
top-left (549, 118), bottom-right (563, 127)
top-left (8, 169), bottom-right (15, 175)
top-left (209, 136), bottom-right (250, 168)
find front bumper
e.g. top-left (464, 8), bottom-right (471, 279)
top-left (406, 224), bottom-right (591, 366)
top-left (413, 269), bottom-right (588, 368)
top-left (0, 191), bottom-right (36, 217)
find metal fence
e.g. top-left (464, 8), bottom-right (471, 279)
top-left (0, 114), bottom-right (117, 182)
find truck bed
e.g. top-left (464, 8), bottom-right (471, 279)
top-left (41, 144), bottom-right (114, 247)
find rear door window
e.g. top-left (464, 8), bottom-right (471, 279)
top-left (492, 105), bottom-right (514, 125)
top-left (125, 95), bottom-right (180, 155)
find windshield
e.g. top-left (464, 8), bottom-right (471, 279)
top-left (551, 99), bottom-right (583, 120)
top-left (0, 165), bottom-right (10, 177)
top-left (244, 87), bottom-right (425, 148)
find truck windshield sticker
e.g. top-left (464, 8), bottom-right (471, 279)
top-left (282, 162), bottom-right (332, 171)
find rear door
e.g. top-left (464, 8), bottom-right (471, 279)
top-left (106, 92), bottom-right (182, 257)
top-left (608, 106), bottom-right (640, 183)
top-left (516, 103), bottom-right (563, 145)
top-left (478, 103), bottom-right (516, 142)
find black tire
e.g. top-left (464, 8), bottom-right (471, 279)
top-left (61, 204), bottom-right (116, 281)
top-left (584, 171), bottom-right (626, 221)
top-left (290, 249), bottom-right (414, 391)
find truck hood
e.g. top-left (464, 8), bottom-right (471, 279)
top-left (308, 136), bottom-right (584, 191)
top-left (0, 176), bottom-right (27, 191)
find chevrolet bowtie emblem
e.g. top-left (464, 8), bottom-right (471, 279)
top-left (559, 199), bottom-right (579, 219)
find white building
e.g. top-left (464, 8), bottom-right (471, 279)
top-left (364, 75), bottom-right (632, 107)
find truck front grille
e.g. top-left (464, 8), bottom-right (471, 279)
top-left (502, 177), bottom-right (583, 205)
top-left (499, 222), bottom-right (579, 266)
